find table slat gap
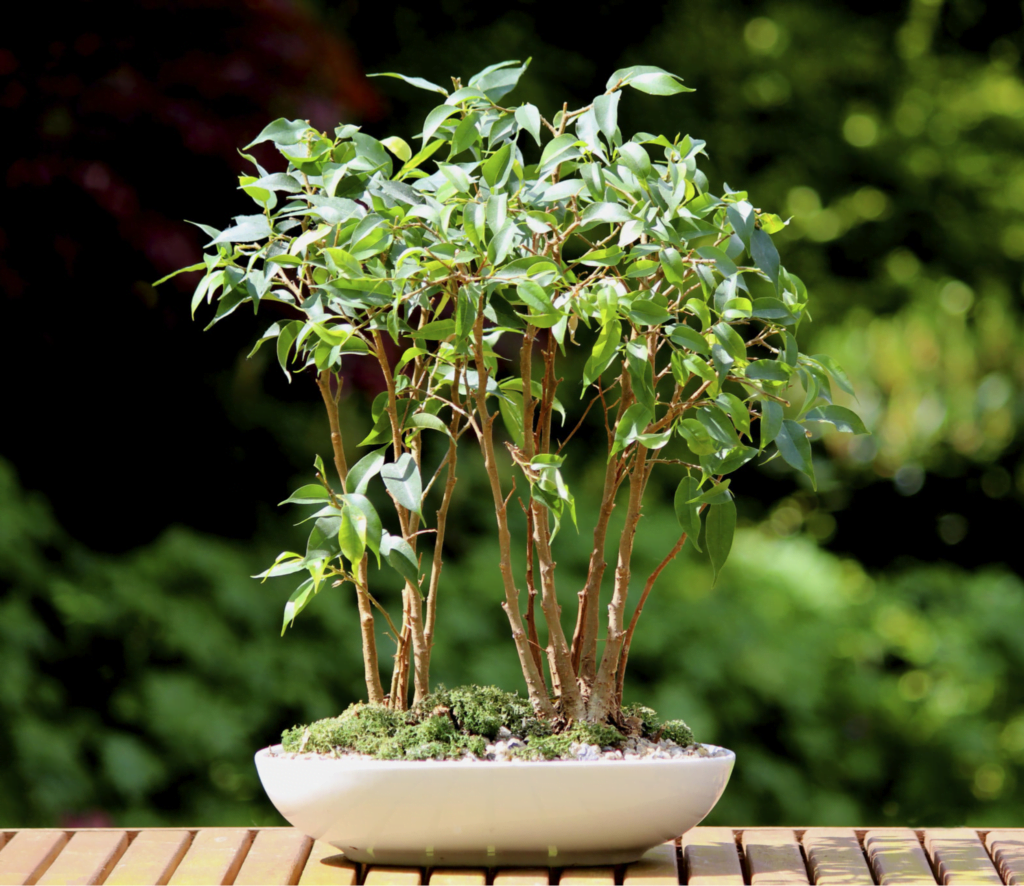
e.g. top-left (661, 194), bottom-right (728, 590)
top-left (0, 830), bottom-right (69, 886)
top-left (167, 827), bottom-right (253, 886)
top-left (863, 829), bottom-right (937, 885)
top-left (104, 829), bottom-right (193, 886)
top-left (800, 828), bottom-right (874, 886)
top-left (923, 828), bottom-right (1002, 885)
top-left (296, 841), bottom-right (358, 886)
top-left (35, 830), bottom-right (129, 886)
top-left (233, 829), bottom-right (312, 886)
top-left (984, 830), bottom-right (1024, 886)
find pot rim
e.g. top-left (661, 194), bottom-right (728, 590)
top-left (256, 743), bottom-right (735, 769)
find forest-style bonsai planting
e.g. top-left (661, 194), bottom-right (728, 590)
top-left (163, 60), bottom-right (865, 762)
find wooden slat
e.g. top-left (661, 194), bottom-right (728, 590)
top-left (986, 830), bottom-right (1024, 886)
top-left (297, 841), bottom-right (358, 886)
top-left (105, 830), bottom-right (192, 886)
top-left (428, 868), bottom-right (488, 884)
top-left (492, 868), bottom-right (551, 885)
top-left (168, 828), bottom-right (253, 886)
top-left (235, 828), bottom-right (312, 886)
top-left (558, 868), bottom-right (616, 884)
top-left (681, 828), bottom-right (743, 885)
top-left (364, 865), bottom-right (422, 885)
top-left (36, 830), bottom-right (128, 886)
top-left (801, 828), bottom-right (873, 885)
top-left (923, 829), bottom-right (1001, 885)
top-left (0, 831), bottom-right (69, 886)
top-left (741, 829), bottom-right (809, 885)
top-left (623, 842), bottom-right (679, 885)
top-left (864, 829), bottom-right (936, 885)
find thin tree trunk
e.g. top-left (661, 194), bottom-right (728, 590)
top-left (317, 371), bottom-right (383, 704)
top-left (588, 443), bottom-right (650, 721)
top-left (613, 531), bottom-right (688, 708)
top-left (472, 305), bottom-right (556, 719)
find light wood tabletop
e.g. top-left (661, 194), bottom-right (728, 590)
top-left (0, 827), bottom-right (1019, 885)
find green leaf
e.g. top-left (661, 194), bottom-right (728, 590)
top-left (805, 405), bottom-right (869, 435)
top-left (593, 92), bottom-right (621, 142)
top-left (716, 392), bottom-right (751, 439)
top-left (482, 143), bottom-right (513, 188)
top-left (712, 322), bottom-right (747, 362)
top-left (669, 324), bottom-right (710, 355)
top-left (689, 479), bottom-right (732, 505)
top-left (411, 319), bottom-right (456, 340)
top-left (677, 418), bottom-right (719, 455)
top-left (811, 354), bottom-right (856, 397)
top-left (450, 112), bottom-right (481, 156)
top-left (254, 552), bottom-right (306, 580)
top-left (775, 419), bottom-right (816, 487)
top-left (280, 484), bottom-right (331, 506)
top-left (673, 476), bottom-right (703, 552)
top-left (422, 105), bottom-right (461, 143)
top-left (487, 219), bottom-right (517, 265)
top-left (499, 390), bottom-right (525, 447)
top-left (246, 118), bottom-right (312, 148)
top-left (281, 578), bottom-right (316, 634)
top-left (578, 246), bottom-right (623, 267)
top-left (582, 317), bottom-right (621, 388)
top-left (405, 413), bottom-right (451, 436)
top-left (210, 215), bottom-right (272, 245)
top-left (341, 493), bottom-right (383, 564)
top-left (759, 400), bottom-right (783, 448)
top-left (744, 360), bottom-right (792, 383)
top-left (347, 446), bottom-right (387, 495)
top-left (607, 65), bottom-right (693, 95)
top-left (469, 58), bottom-right (530, 100)
top-left (369, 72), bottom-right (449, 96)
top-left (750, 228), bottom-right (780, 291)
top-left (726, 201), bottom-right (755, 249)
top-left (539, 134), bottom-right (578, 167)
top-left (751, 298), bottom-right (795, 321)
top-left (339, 505), bottom-right (367, 565)
top-left (515, 103), bottom-right (542, 145)
top-left (618, 143), bottom-right (652, 178)
top-left (381, 534), bottom-right (422, 590)
top-left (381, 136), bottom-right (412, 162)
top-left (580, 202), bottom-right (633, 229)
top-left (706, 498), bottom-right (736, 585)
top-left (611, 403), bottom-right (652, 457)
top-left (381, 453), bottom-right (423, 517)
top-left (516, 280), bottom-right (554, 313)
top-left (660, 247), bottom-right (689, 286)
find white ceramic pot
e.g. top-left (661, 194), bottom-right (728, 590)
top-left (254, 745), bottom-right (735, 867)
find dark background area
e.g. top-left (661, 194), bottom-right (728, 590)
top-left (2, 0), bottom-right (1023, 830)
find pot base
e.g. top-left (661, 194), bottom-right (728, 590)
top-left (255, 745), bottom-right (735, 867)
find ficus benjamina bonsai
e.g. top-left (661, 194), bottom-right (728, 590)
top-left (159, 59), bottom-right (867, 732)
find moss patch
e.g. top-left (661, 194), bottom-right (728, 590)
top-left (281, 685), bottom-right (697, 761)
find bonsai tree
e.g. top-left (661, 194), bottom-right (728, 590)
top-left (161, 59), bottom-right (866, 732)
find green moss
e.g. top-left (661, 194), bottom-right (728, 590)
top-left (281, 685), bottom-right (696, 760)
top-left (657, 719), bottom-right (695, 746)
top-left (622, 702), bottom-right (661, 737)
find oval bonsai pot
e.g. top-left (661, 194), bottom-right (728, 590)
top-left (254, 745), bottom-right (735, 867)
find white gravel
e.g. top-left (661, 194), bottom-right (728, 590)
top-left (272, 735), bottom-right (730, 763)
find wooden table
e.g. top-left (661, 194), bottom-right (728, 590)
top-left (0, 827), bottom-right (1020, 885)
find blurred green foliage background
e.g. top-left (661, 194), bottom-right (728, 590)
top-left (2, 0), bottom-right (1023, 830)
